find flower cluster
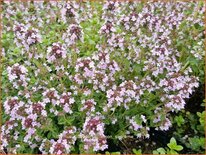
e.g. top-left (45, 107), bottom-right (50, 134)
top-left (46, 43), bottom-right (67, 63)
top-left (128, 115), bottom-right (150, 138)
top-left (60, 1), bottom-right (80, 24)
top-left (72, 51), bottom-right (120, 92)
top-left (7, 63), bottom-right (29, 88)
top-left (49, 127), bottom-right (77, 154)
top-left (62, 24), bottom-right (84, 48)
top-left (59, 92), bottom-right (75, 114)
top-left (1, 97), bottom-right (47, 151)
top-left (80, 116), bottom-right (108, 152)
top-left (13, 23), bottom-right (42, 51)
top-left (80, 99), bottom-right (96, 115)
top-left (99, 21), bottom-right (116, 37)
top-left (105, 80), bottom-right (142, 111)
top-left (40, 127), bottom-right (76, 154)
top-left (1, 0), bottom-right (204, 154)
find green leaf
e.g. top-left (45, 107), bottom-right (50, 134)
top-left (47, 131), bottom-right (52, 139)
top-left (65, 117), bottom-right (75, 125)
top-left (197, 111), bottom-right (205, 126)
top-left (174, 115), bottom-right (185, 127)
top-left (132, 148), bottom-right (142, 154)
top-left (88, 39), bottom-right (96, 45)
top-left (58, 116), bottom-right (66, 125)
top-left (189, 137), bottom-right (205, 151)
top-left (30, 77), bottom-right (36, 84)
top-left (197, 112), bottom-right (201, 117)
top-left (167, 137), bottom-right (177, 150)
top-left (111, 152), bottom-right (121, 155)
top-left (174, 145), bottom-right (183, 151)
top-left (167, 149), bottom-right (178, 154)
top-left (52, 130), bottom-right (59, 139)
top-left (156, 148), bottom-right (166, 154)
top-left (170, 137), bottom-right (177, 145)
top-left (153, 150), bottom-right (159, 154)
top-left (2, 70), bottom-right (7, 76)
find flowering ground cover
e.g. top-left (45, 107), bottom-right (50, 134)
top-left (0, 0), bottom-right (205, 154)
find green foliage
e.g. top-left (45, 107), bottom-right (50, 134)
top-left (153, 137), bottom-right (183, 154)
top-left (187, 137), bottom-right (205, 151)
top-left (167, 138), bottom-right (183, 152)
top-left (174, 115), bottom-right (185, 127)
top-left (172, 100), bottom-right (205, 153)
top-left (132, 148), bottom-right (142, 154)
top-left (105, 151), bottom-right (121, 155)
top-left (197, 111), bottom-right (205, 126)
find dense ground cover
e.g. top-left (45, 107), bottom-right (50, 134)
top-left (1, 0), bottom-right (205, 154)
